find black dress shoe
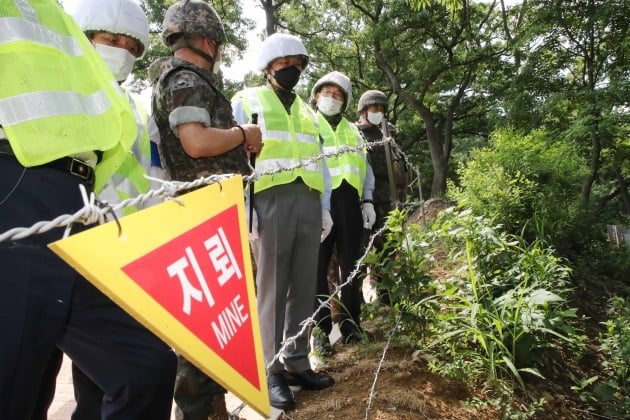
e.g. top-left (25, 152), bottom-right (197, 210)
top-left (267, 372), bottom-right (295, 411)
top-left (285, 369), bottom-right (335, 390)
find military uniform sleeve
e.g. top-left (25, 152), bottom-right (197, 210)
top-left (166, 70), bottom-right (217, 137)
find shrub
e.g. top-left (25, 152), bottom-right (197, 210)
top-left (449, 128), bottom-right (586, 247)
top-left (593, 296), bottom-right (630, 418)
top-left (365, 206), bottom-right (583, 415)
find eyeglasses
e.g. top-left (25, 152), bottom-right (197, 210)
top-left (320, 88), bottom-right (345, 101)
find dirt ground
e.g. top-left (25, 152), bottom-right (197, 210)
top-left (279, 320), bottom-right (593, 420)
top-left (287, 341), bottom-right (498, 420)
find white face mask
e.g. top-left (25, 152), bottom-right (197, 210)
top-left (94, 43), bottom-right (136, 82)
top-left (367, 111), bottom-right (384, 126)
top-left (317, 96), bottom-right (343, 116)
top-left (213, 55), bottom-right (221, 75)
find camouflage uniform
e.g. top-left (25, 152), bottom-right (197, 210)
top-left (356, 123), bottom-right (407, 236)
top-left (151, 56), bottom-right (249, 182)
top-left (356, 122), bottom-right (407, 306)
top-left (150, 57), bottom-right (248, 420)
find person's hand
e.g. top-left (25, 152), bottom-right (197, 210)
top-left (321, 209), bottom-right (333, 242)
top-left (247, 207), bottom-right (259, 241)
top-left (361, 202), bottom-right (376, 230)
top-left (240, 124), bottom-right (263, 156)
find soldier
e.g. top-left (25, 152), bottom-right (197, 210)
top-left (309, 71), bottom-right (376, 355)
top-left (0, 1), bottom-right (177, 419)
top-left (151, 1), bottom-right (262, 419)
top-left (232, 32), bottom-right (335, 412)
top-left (356, 90), bottom-right (407, 228)
top-left (356, 90), bottom-right (408, 304)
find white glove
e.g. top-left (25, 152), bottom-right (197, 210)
top-left (361, 202), bottom-right (376, 230)
top-left (247, 208), bottom-right (259, 241)
top-left (321, 209), bottom-right (333, 242)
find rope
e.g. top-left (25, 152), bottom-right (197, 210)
top-left (0, 173), bottom-right (234, 242)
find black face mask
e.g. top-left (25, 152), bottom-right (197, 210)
top-left (272, 65), bottom-right (301, 91)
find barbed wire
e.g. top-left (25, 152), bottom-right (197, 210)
top-left (364, 313), bottom-right (403, 420)
top-left (2, 135), bottom-right (424, 418)
top-left (0, 139), bottom-right (396, 243)
top-left (264, 220), bottom-right (390, 371)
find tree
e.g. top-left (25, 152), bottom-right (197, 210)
top-left (513, 0), bottom-right (630, 211)
top-left (279, 0), bottom-right (509, 198)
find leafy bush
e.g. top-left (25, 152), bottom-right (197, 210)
top-left (448, 129), bottom-right (586, 247)
top-left (588, 296), bottom-right (630, 418)
top-left (364, 206), bottom-right (583, 415)
top-left (364, 208), bottom-right (438, 342)
top-left (422, 209), bottom-right (580, 389)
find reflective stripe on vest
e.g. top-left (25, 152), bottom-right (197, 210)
top-left (95, 93), bottom-right (151, 215)
top-left (0, 0), bottom-right (136, 168)
top-left (318, 115), bottom-right (367, 196)
top-left (238, 87), bottom-right (324, 194)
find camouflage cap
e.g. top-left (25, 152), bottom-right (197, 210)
top-left (162, 0), bottom-right (226, 49)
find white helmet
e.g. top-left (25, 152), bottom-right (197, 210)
top-left (72, 0), bottom-right (150, 58)
top-left (256, 32), bottom-right (309, 71)
top-left (310, 71), bottom-right (353, 111)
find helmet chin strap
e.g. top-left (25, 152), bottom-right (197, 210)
top-left (170, 37), bottom-right (217, 69)
top-left (189, 46), bottom-right (216, 67)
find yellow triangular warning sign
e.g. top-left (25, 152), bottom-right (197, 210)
top-left (49, 176), bottom-right (269, 417)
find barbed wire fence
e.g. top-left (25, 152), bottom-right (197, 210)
top-left (0, 136), bottom-right (426, 419)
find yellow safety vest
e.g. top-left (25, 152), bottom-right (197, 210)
top-left (95, 93), bottom-right (151, 215)
top-left (234, 87), bottom-right (324, 194)
top-left (0, 0), bottom-right (136, 171)
top-left (318, 115), bottom-right (367, 197)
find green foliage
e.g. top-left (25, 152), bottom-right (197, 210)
top-left (449, 128), bottom-right (586, 245)
top-left (573, 296), bottom-right (630, 418)
top-left (425, 209), bottom-right (578, 389)
top-left (364, 206), bottom-right (582, 415)
top-left (364, 209), bottom-right (438, 339)
top-left (407, 0), bottom-right (462, 12)
top-left (591, 296), bottom-right (630, 418)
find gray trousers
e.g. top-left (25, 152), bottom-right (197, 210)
top-left (251, 180), bottom-right (322, 374)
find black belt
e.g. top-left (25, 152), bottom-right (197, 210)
top-left (0, 140), bottom-right (95, 184)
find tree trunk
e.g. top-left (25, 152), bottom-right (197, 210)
top-left (420, 107), bottom-right (447, 198)
top-left (259, 0), bottom-right (280, 36)
top-left (580, 129), bottom-right (600, 207)
top-left (580, 0), bottom-right (600, 208)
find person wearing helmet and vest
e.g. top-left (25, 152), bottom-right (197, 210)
top-left (356, 90), bottom-right (409, 304)
top-left (232, 33), bottom-right (335, 411)
top-left (43, 1), bottom-right (177, 419)
top-left (309, 72), bottom-right (376, 355)
top-left (151, 1), bottom-right (263, 419)
top-left (0, 1), bottom-right (177, 420)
